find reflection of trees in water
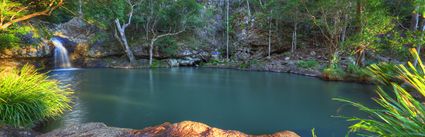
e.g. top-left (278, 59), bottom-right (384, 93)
top-left (113, 70), bottom-right (137, 124)
top-left (47, 70), bottom-right (87, 129)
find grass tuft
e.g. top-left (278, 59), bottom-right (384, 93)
top-left (0, 65), bottom-right (72, 128)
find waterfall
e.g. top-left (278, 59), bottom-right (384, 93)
top-left (52, 38), bottom-right (72, 68)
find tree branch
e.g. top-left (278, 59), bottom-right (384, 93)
top-left (0, 0), bottom-right (63, 30)
top-left (153, 28), bottom-right (186, 42)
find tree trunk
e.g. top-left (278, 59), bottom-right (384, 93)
top-left (291, 22), bottom-right (298, 53)
top-left (268, 10), bottom-right (272, 58)
top-left (226, 0), bottom-right (230, 60)
top-left (412, 6), bottom-right (420, 67)
top-left (149, 39), bottom-right (155, 66)
top-left (112, 0), bottom-right (139, 65)
top-left (79, 0), bottom-right (83, 18)
top-left (411, 6), bottom-right (420, 31)
top-left (414, 17), bottom-right (425, 66)
top-left (356, 0), bottom-right (363, 32)
top-left (148, 30), bottom-right (185, 66)
top-left (115, 19), bottom-right (136, 64)
top-left (246, 0), bottom-right (251, 18)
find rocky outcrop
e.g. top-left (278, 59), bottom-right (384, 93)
top-left (40, 121), bottom-right (299, 137)
top-left (0, 126), bottom-right (40, 137)
top-left (0, 44), bottom-right (52, 59)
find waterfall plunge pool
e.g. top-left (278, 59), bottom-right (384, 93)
top-left (42, 68), bottom-right (376, 137)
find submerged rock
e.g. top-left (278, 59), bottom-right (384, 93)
top-left (39, 121), bottom-right (299, 137)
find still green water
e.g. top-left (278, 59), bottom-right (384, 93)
top-left (44, 68), bottom-right (375, 137)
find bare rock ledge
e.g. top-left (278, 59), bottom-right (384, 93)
top-left (39, 121), bottom-right (300, 137)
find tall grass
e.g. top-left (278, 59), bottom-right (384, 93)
top-left (335, 48), bottom-right (425, 136)
top-left (0, 65), bottom-right (72, 128)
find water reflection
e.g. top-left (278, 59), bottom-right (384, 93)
top-left (44, 68), bottom-right (376, 137)
top-left (44, 69), bottom-right (87, 131)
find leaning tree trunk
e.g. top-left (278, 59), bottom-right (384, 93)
top-left (115, 20), bottom-right (136, 64)
top-left (112, 0), bottom-right (139, 65)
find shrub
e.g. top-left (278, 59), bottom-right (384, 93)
top-left (335, 49), bottom-right (425, 136)
top-left (0, 65), bottom-right (72, 128)
top-left (0, 33), bottom-right (21, 49)
top-left (157, 37), bottom-right (178, 57)
top-left (322, 66), bottom-right (345, 80)
top-left (0, 25), bottom-right (33, 50)
top-left (323, 53), bottom-right (345, 80)
top-left (346, 63), bottom-right (369, 78)
top-left (297, 59), bottom-right (319, 69)
top-left (368, 62), bottom-right (400, 85)
top-left (239, 60), bottom-right (258, 69)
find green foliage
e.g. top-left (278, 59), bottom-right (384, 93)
top-left (322, 66), bottom-right (345, 80)
top-left (323, 53), bottom-right (345, 80)
top-left (336, 49), bottom-right (425, 136)
top-left (311, 128), bottom-right (318, 137)
top-left (346, 63), bottom-right (369, 78)
top-left (0, 33), bottom-right (20, 49)
top-left (78, 0), bottom-right (128, 29)
top-left (0, 65), bottom-right (72, 128)
top-left (297, 59), bottom-right (319, 69)
top-left (346, 0), bottom-right (395, 54)
top-left (0, 0), bottom-right (63, 30)
top-left (239, 60), bottom-right (258, 69)
top-left (136, 0), bottom-right (202, 28)
top-left (368, 62), bottom-right (400, 85)
top-left (0, 25), bottom-right (32, 49)
top-left (150, 59), bottom-right (165, 68)
top-left (157, 37), bottom-right (178, 57)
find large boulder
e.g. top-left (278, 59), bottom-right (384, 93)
top-left (40, 121), bottom-right (300, 137)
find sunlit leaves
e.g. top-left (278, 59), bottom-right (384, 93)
top-left (336, 49), bottom-right (425, 136)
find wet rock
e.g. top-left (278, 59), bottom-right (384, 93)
top-left (168, 59), bottom-right (179, 67)
top-left (40, 121), bottom-right (300, 137)
top-left (0, 126), bottom-right (39, 137)
top-left (177, 57), bottom-right (202, 66)
top-left (39, 123), bottom-right (128, 137)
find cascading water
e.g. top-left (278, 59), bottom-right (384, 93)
top-left (52, 38), bottom-right (72, 68)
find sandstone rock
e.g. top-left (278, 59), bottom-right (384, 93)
top-left (129, 121), bottom-right (300, 137)
top-left (40, 121), bottom-right (299, 137)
